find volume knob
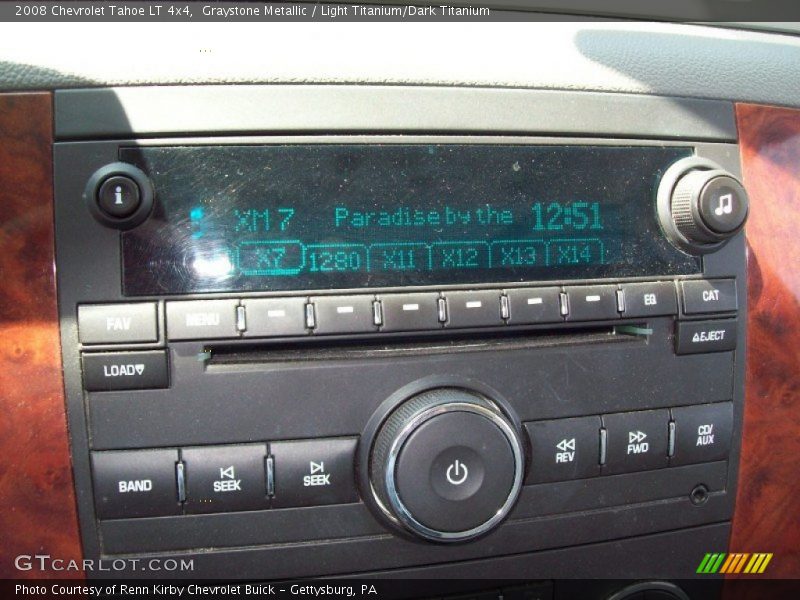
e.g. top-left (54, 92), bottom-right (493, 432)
top-left (658, 158), bottom-right (749, 254)
top-left (368, 388), bottom-right (524, 542)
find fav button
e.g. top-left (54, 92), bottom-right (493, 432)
top-left (91, 449), bottom-right (180, 519)
top-left (671, 402), bottom-right (733, 466)
top-left (166, 299), bottom-right (239, 340)
top-left (602, 410), bottom-right (670, 475)
top-left (78, 303), bottom-right (158, 345)
top-left (182, 444), bottom-right (269, 514)
top-left (82, 350), bottom-right (168, 391)
top-left (681, 279), bottom-right (738, 314)
top-left (270, 438), bottom-right (358, 508)
top-left (525, 416), bottom-right (601, 483)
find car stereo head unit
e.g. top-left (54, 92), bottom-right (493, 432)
top-left (54, 125), bottom-right (747, 582)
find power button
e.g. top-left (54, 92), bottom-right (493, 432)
top-left (430, 446), bottom-right (485, 501)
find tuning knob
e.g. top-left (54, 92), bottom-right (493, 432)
top-left (368, 388), bottom-right (525, 542)
top-left (658, 158), bottom-right (749, 254)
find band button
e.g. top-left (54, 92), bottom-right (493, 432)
top-left (91, 449), bottom-right (181, 519)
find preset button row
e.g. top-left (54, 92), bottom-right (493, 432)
top-left (92, 437), bottom-right (357, 520)
top-left (75, 279), bottom-right (737, 343)
top-left (525, 402), bottom-right (733, 484)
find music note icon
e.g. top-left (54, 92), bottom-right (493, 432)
top-left (714, 193), bottom-right (733, 216)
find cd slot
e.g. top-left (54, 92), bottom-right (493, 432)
top-left (206, 324), bottom-right (646, 366)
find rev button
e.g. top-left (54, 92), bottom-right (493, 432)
top-left (82, 350), bottom-right (168, 391)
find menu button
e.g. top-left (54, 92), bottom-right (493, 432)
top-left (166, 299), bottom-right (239, 340)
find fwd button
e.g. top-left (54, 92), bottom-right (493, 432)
top-left (602, 410), bottom-right (670, 474)
top-left (82, 350), bottom-right (168, 391)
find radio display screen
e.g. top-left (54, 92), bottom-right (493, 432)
top-left (120, 144), bottom-right (700, 295)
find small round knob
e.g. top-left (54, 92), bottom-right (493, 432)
top-left (658, 158), bottom-right (749, 254)
top-left (85, 162), bottom-right (155, 230)
top-left (369, 388), bottom-right (524, 542)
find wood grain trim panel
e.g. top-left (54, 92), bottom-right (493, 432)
top-left (729, 103), bottom-right (800, 578)
top-left (0, 93), bottom-right (83, 578)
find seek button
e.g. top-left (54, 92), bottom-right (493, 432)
top-left (182, 444), bottom-right (268, 514)
top-left (270, 438), bottom-right (358, 508)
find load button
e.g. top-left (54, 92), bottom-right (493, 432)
top-left (82, 350), bottom-right (168, 391)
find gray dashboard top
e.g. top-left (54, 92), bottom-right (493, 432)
top-left (1, 21), bottom-right (800, 108)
